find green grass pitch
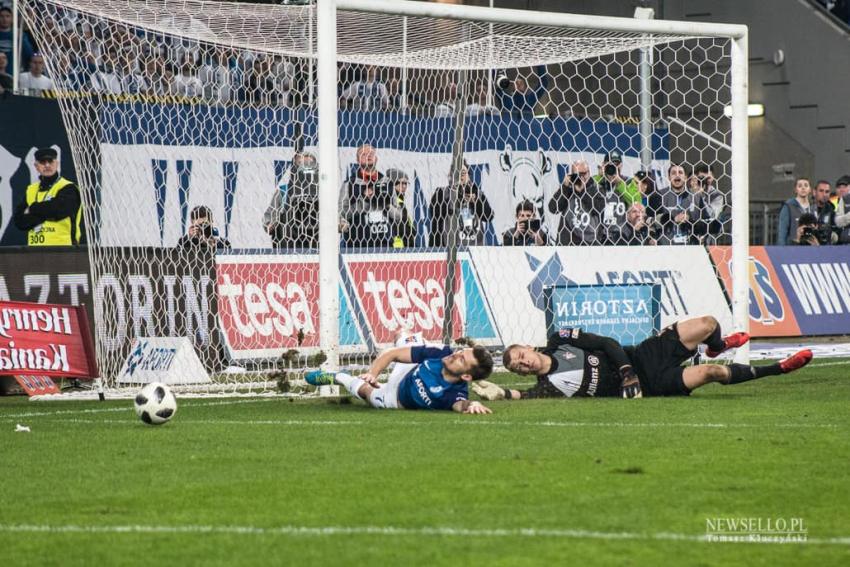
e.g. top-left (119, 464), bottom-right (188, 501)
top-left (2, 359), bottom-right (849, 566)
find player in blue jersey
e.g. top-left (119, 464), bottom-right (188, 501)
top-left (306, 338), bottom-right (494, 414)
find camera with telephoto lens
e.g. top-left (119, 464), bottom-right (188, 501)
top-left (198, 221), bottom-right (218, 239)
top-left (604, 163), bottom-right (618, 177)
top-left (800, 223), bottom-right (830, 245)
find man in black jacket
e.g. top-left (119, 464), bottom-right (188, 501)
top-left (475, 316), bottom-right (811, 400)
top-left (429, 161), bottom-right (494, 246)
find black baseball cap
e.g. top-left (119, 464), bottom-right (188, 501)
top-left (34, 147), bottom-right (58, 162)
top-left (835, 175), bottom-right (850, 187)
top-left (603, 150), bottom-right (623, 164)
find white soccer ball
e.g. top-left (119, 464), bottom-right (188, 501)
top-left (134, 382), bottom-right (178, 425)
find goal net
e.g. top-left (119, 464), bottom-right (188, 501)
top-left (20, 0), bottom-right (748, 396)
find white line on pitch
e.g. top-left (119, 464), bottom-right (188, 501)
top-left (0, 523), bottom-right (846, 546)
top-left (0, 398), bottom-right (279, 420)
top-left (39, 418), bottom-right (841, 429)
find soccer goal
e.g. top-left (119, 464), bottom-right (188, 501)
top-left (20, 0), bottom-right (749, 397)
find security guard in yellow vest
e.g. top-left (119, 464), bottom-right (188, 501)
top-left (13, 147), bottom-right (83, 246)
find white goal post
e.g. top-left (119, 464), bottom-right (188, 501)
top-left (319, 0), bottom-right (750, 365)
top-left (19, 0), bottom-right (750, 397)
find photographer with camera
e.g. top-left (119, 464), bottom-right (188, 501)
top-left (693, 163), bottom-right (728, 243)
top-left (178, 205), bottom-right (231, 251)
top-left (385, 168), bottom-right (416, 248)
top-left (263, 152), bottom-right (319, 249)
top-left (503, 199), bottom-right (547, 246)
top-left (614, 202), bottom-right (661, 246)
top-left (813, 179), bottom-right (837, 244)
top-left (429, 160), bottom-right (494, 247)
top-left (494, 64), bottom-right (549, 117)
top-left (793, 213), bottom-right (825, 246)
top-left (593, 150), bottom-right (641, 208)
top-left (548, 159), bottom-right (603, 245)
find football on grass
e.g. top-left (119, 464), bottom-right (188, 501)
top-left (134, 382), bottom-right (177, 425)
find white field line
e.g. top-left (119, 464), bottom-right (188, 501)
top-left (0, 523), bottom-right (846, 546)
top-left (29, 418), bottom-right (841, 429)
top-left (808, 360), bottom-right (850, 368)
top-left (0, 398), bottom-right (279, 419)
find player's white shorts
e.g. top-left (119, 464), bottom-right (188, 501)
top-left (367, 332), bottom-right (424, 410)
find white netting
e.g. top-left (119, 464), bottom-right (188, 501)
top-left (20, 0), bottom-right (739, 395)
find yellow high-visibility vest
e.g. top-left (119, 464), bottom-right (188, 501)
top-left (25, 177), bottom-right (82, 246)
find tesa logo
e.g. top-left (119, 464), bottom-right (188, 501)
top-left (346, 260), bottom-right (464, 344)
top-left (217, 261), bottom-right (319, 350)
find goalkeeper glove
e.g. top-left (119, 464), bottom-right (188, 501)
top-left (619, 366), bottom-right (643, 399)
top-left (472, 380), bottom-right (507, 401)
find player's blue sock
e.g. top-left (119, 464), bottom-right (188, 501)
top-left (334, 372), bottom-right (365, 400)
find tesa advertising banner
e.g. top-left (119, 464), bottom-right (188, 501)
top-left (342, 253), bottom-right (465, 346)
top-left (216, 255), bottom-right (320, 359)
top-left (0, 300), bottom-right (98, 378)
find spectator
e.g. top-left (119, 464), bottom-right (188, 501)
top-left (0, 52), bottom-right (12, 94)
top-left (433, 81), bottom-right (458, 118)
top-left (384, 168), bottom-right (416, 248)
top-left (264, 152), bottom-right (319, 249)
top-left (199, 47), bottom-right (233, 104)
top-left (466, 82), bottom-right (499, 117)
top-left (813, 178), bottom-right (836, 241)
top-left (495, 64), bottom-right (549, 116)
top-left (593, 150), bottom-right (641, 207)
top-left (548, 159), bottom-right (603, 245)
top-left (777, 177), bottom-right (813, 246)
top-left (340, 65), bottom-right (389, 112)
top-left (615, 202), bottom-right (660, 246)
top-left (242, 55), bottom-right (276, 106)
top-left (343, 173), bottom-right (394, 248)
top-left (12, 147), bottom-right (83, 246)
top-left (339, 143), bottom-right (385, 233)
top-left (172, 61), bottom-right (203, 97)
top-left (833, 175), bottom-right (850, 243)
top-left (18, 53), bottom-right (54, 94)
top-left (90, 57), bottom-right (123, 93)
top-left (503, 199), bottom-right (547, 246)
top-left (0, 7), bottom-right (34, 74)
top-left (792, 213), bottom-right (822, 246)
top-left (177, 205), bottom-right (231, 251)
top-left (656, 164), bottom-right (710, 245)
top-left (830, 175), bottom-right (849, 207)
top-left (270, 54), bottom-right (294, 106)
top-left (693, 163), bottom-right (728, 240)
top-left (429, 161), bottom-right (494, 247)
top-left (634, 171), bottom-right (663, 218)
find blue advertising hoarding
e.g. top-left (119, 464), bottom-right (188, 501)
top-left (544, 284), bottom-right (661, 346)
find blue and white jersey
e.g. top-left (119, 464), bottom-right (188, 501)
top-left (396, 346), bottom-right (469, 410)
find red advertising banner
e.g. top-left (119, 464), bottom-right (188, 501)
top-left (14, 375), bottom-right (61, 396)
top-left (344, 256), bottom-right (464, 345)
top-left (0, 301), bottom-right (99, 378)
top-left (216, 257), bottom-right (320, 357)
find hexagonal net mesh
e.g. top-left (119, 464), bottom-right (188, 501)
top-left (20, 0), bottom-right (739, 397)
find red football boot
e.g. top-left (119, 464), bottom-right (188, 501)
top-left (705, 332), bottom-right (751, 358)
top-left (779, 349), bottom-right (813, 374)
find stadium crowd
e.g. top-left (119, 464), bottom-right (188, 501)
top-left (4, 4), bottom-right (850, 250)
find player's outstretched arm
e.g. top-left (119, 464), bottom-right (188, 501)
top-left (366, 346), bottom-right (414, 379)
top-left (452, 400), bottom-right (492, 414)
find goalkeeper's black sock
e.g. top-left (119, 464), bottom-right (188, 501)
top-left (704, 324), bottom-right (725, 353)
top-left (725, 363), bottom-right (781, 385)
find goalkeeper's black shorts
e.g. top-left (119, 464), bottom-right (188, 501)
top-left (626, 323), bottom-right (696, 396)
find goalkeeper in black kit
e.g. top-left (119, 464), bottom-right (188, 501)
top-left (474, 316), bottom-right (813, 400)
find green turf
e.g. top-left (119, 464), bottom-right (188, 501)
top-left (1, 359), bottom-right (849, 566)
